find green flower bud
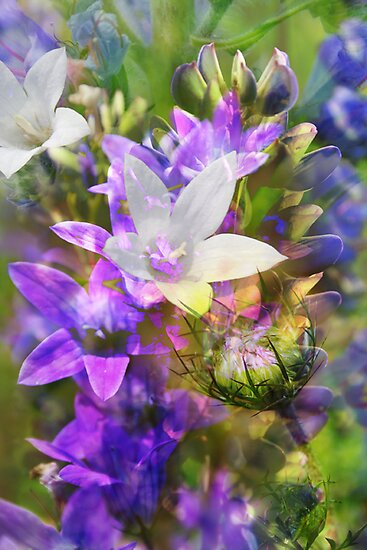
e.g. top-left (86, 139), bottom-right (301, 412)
top-left (197, 43), bottom-right (228, 95)
top-left (231, 50), bottom-right (257, 106)
top-left (171, 62), bottom-right (207, 116)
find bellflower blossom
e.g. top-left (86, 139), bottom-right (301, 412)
top-left (8, 259), bottom-right (175, 400)
top-left (0, 47), bottom-right (90, 178)
top-left (103, 153), bottom-right (287, 315)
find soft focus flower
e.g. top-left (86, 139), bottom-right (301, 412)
top-left (0, 47), bottom-right (90, 178)
top-left (68, 0), bottom-right (129, 78)
top-left (103, 153), bottom-right (286, 315)
top-left (316, 86), bottom-right (367, 159)
top-left (0, 0), bottom-right (56, 79)
top-left (174, 471), bottom-right (257, 550)
top-left (315, 19), bottom-right (367, 89)
top-left (331, 330), bottom-right (367, 428)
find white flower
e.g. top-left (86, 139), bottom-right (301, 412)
top-left (104, 152), bottom-right (287, 315)
top-left (0, 48), bottom-right (90, 178)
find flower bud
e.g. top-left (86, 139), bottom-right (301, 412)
top-left (256, 48), bottom-right (299, 116)
top-left (171, 62), bottom-right (207, 116)
top-left (198, 43), bottom-right (228, 95)
top-left (231, 50), bottom-right (257, 106)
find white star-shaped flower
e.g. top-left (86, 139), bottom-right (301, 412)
top-left (104, 152), bottom-right (287, 316)
top-left (0, 48), bottom-right (90, 178)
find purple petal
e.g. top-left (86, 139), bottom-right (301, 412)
top-left (9, 262), bottom-right (90, 328)
top-left (84, 354), bottom-right (130, 400)
top-left (61, 487), bottom-right (121, 549)
top-left (88, 260), bottom-right (143, 332)
top-left (0, 498), bottom-right (69, 550)
top-left (294, 386), bottom-right (334, 413)
top-left (242, 123), bottom-right (283, 152)
top-left (282, 235), bottom-right (343, 276)
top-left (51, 222), bottom-right (111, 256)
top-left (102, 134), bottom-right (135, 162)
top-left (292, 146), bottom-right (341, 191)
top-left (171, 107), bottom-right (199, 138)
top-left (60, 465), bottom-right (119, 487)
top-left (237, 151), bottom-right (268, 178)
top-left (18, 329), bottom-right (85, 385)
top-left (302, 291), bottom-right (342, 323)
top-left (297, 412), bottom-right (329, 440)
top-left (27, 433), bottom-right (83, 465)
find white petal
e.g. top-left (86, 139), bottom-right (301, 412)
top-left (0, 146), bottom-right (42, 179)
top-left (155, 279), bottom-right (213, 316)
top-left (23, 48), bottom-right (67, 113)
top-left (103, 234), bottom-right (154, 280)
top-left (0, 61), bottom-right (26, 117)
top-left (42, 107), bottom-right (90, 148)
top-left (0, 116), bottom-right (30, 148)
top-left (124, 154), bottom-right (171, 243)
top-left (187, 233), bottom-right (287, 283)
top-left (170, 152), bottom-right (237, 243)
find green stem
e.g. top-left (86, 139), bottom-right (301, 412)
top-left (194, 0), bottom-right (234, 39)
top-left (191, 0), bottom-right (320, 50)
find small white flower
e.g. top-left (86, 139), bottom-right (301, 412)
top-left (104, 152), bottom-right (287, 315)
top-left (0, 48), bottom-right (90, 178)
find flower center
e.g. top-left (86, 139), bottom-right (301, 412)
top-left (145, 235), bottom-right (187, 282)
top-left (15, 114), bottom-right (52, 146)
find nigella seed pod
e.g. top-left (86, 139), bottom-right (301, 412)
top-left (231, 50), bottom-right (257, 106)
top-left (193, 321), bottom-right (328, 412)
top-left (256, 48), bottom-right (299, 116)
top-left (171, 61), bottom-right (207, 116)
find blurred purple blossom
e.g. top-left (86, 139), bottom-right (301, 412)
top-left (174, 471), bottom-right (257, 550)
top-left (0, 0), bottom-right (57, 80)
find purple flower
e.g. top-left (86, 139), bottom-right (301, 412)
top-left (317, 86), bottom-right (367, 159)
top-left (318, 19), bottom-right (367, 89)
top-left (0, 0), bottom-right (57, 80)
top-left (175, 471), bottom-right (257, 550)
top-left (29, 363), bottom-right (226, 528)
top-left (165, 94), bottom-right (283, 185)
top-left (310, 161), bottom-right (367, 263)
top-left (331, 330), bottom-right (367, 428)
top-left (103, 93), bottom-right (283, 189)
top-left (0, 488), bottom-right (124, 549)
top-left (8, 259), bottom-right (177, 400)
